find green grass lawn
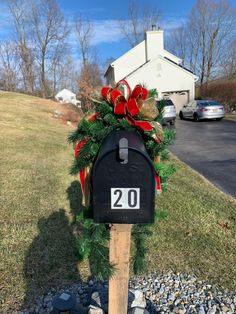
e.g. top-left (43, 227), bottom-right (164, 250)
top-left (0, 92), bottom-right (236, 313)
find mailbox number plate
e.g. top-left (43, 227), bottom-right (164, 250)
top-left (111, 188), bottom-right (140, 209)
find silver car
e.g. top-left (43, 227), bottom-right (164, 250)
top-left (157, 99), bottom-right (176, 125)
top-left (179, 100), bottom-right (225, 122)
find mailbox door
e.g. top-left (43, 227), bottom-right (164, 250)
top-left (92, 146), bottom-right (155, 224)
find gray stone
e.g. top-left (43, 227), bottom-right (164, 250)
top-left (221, 306), bottom-right (230, 313)
top-left (199, 306), bottom-right (206, 314)
top-left (18, 272), bottom-right (236, 314)
top-left (74, 303), bottom-right (88, 314)
top-left (129, 307), bottom-right (150, 314)
top-left (91, 291), bottom-right (102, 307)
top-left (129, 289), bottom-right (146, 309)
top-left (213, 297), bottom-right (221, 304)
top-left (88, 305), bottom-right (104, 314)
top-left (230, 304), bottom-right (235, 312)
top-left (174, 299), bottom-right (181, 306)
top-left (207, 305), bottom-right (216, 314)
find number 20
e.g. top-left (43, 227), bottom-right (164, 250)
top-left (113, 189), bottom-right (138, 208)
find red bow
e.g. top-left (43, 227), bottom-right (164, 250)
top-left (101, 80), bottom-right (153, 132)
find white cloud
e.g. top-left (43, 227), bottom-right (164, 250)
top-left (68, 19), bottom-right (124, 47)
top-left (160, 16), bottom-right (186, 31)
top-left (91, 20), bottom-right (124, 45)
top-left (88, 17), bottom-right (186, 45)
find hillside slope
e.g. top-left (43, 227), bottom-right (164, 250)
top-left (0, 92), bottom-right (84, 313)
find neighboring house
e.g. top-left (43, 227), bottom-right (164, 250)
top-left (104, 29), bottom-right (198, 113)
top-left (55, 89), bottom-right (81, 107)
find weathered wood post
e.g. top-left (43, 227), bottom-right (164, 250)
top-left (108, 224), bottom-right (132, 314)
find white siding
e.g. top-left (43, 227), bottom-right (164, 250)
top-left (126, 56), bottom-right (195, 101)
top-left (162, 50), bottom-right (182, 64)
top-left (145, 30), bottom-right (164, 61)
top-left (111, 41), bottom-right (146, 83)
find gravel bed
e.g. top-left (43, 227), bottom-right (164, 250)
top-left (19, 272), bottom-right (236, 314)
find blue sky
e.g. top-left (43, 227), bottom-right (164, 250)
top-left (1, 0), bottom-right (236, 66)
top-left (58, 0), bottom-right (197, 63)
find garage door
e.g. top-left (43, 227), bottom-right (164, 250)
top-left (162, 91), bottom-right (189, 113)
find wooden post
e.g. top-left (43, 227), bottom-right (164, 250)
top-left (108, 224), bottom-right (132, 314)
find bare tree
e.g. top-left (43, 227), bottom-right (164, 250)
top-left (31, 0), bottom-right (68, 98)
top-left (168, 0), bottom-right (236, 85)
top-left (8, 0), bottom-right (35, 93)
top-left (78, 62), bottom-right (102, 111)
top-left (167, 26), bottom-right (187, 66)
top-left (51, 54), bottom-right (79, 96)
top-left (220, 39), bottom-right (236, 79)
top-left (193, 0), bottom-right (236, 84)
top-left (0, 41), bottom-right (18, 91)
top-left (75, 15), bottom-right (94, 67)
top-left (119, 0), bottom-right (160, 47)
top-left (74, 15), bottom-right (102, 110)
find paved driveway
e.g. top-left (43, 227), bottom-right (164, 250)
top-left (169, 118), bottom-right (236, 198)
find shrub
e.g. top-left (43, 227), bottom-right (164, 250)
top-left (200, 80), bottom-right (236, 112)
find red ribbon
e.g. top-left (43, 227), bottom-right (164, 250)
top-left (155, 175), bottom-right (162, 192)
top-left (75, 139), bottom-right (88, 192)
top-left (75, 139), bottom-right (87, 159)
top-left (101, 80), bottom-right (154, 132)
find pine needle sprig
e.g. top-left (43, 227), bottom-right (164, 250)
top-left (132, 225), bottom-right (152, 274)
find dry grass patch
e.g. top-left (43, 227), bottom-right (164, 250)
top-left (225, 113), bottom-right (236, 121)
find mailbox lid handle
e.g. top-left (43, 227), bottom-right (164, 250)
top-left (119, 138), bottom-right (128, 164)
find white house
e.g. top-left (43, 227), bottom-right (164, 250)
top-left (55, 88), bottom-right (81, 107)
top-left (104, 29), bottom-right (198, 113)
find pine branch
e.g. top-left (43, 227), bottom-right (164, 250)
top-left (95, 102), bottom-right (113, 117)
top-left (69, 89), bottom-right (177, 281)
top-left (132, 225), bottom-right (152, 274)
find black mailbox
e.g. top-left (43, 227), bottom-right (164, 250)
top-left (92, 130), bottom-right (156, 224)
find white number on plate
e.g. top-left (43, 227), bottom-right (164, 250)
top-left (111, 188), bottom-right (140, 209)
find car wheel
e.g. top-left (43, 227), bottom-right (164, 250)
top-left (179, 111), bottom-right (184, 120)
top-left (170, 119), bottom-right (175, 125)
top-left (194, 113), bottom-right (199, 122)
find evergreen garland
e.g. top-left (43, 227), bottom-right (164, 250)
top-left (68, 86), bottom-right (176, 279)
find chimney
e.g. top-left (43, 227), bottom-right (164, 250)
top-left (145, 28), bottom-right (164, 62)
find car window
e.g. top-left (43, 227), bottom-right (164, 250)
top-left (205, 101), bottom-right (221, 106)
top-left (156, 100), bottom-right (175, 107)
top-left (199, 101), bottom-right (221, 106)
top-left (164, 100), bottom-right (174, 107)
